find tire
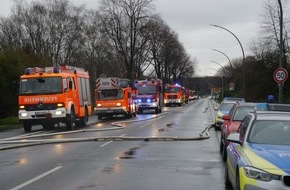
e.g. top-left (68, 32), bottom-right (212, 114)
top-left (155, 107), bottom-right (159, 113)
top-left (66, 108), bottom-right (75, 131)
top-left (23, 121), bottom-right (32, 132)
top-left (236, 170), bottom-right (240, 190)
top-left (78, 108), bottom-right (88, 127)
top-left (133, 107), bottom-right (137, 117)
top-left (214, 123), bottom-right (219, 130)
top-left (220, 133), bottom-right (224, 152)
top-left (225, 164), bottom-right (232, 189)
top-left (222, 140), bottom-right (227, 162)
top-left (126, 112), bottom-right (132, 118)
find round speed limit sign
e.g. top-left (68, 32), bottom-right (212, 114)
top-left (273, 68), bottom-right (288, 83)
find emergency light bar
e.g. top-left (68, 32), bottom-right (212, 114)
top-left (24, 65), bottom-right (86, 75)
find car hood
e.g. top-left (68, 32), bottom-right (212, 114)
top-left (244, 143), bottom-right (290, 175)
top-left (220, 110), bottom-right (230, 115)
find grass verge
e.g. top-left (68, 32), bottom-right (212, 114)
top-left (0, 117), bottom-right (21, 131)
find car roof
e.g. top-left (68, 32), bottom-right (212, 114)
top-left (251, 111), bottom-right (290, 121)
top-left (232, 102), bottom-right (257, 108)
top-left (223, 97), bottom-right (245, 102)
top-left (221, 101), bottom-right (237, 104)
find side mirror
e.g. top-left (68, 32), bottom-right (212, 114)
top-left (226, 133), bottom-right (242, 145)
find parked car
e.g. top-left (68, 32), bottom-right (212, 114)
top-left (225, 110), bottom-right (290, 190)
top-left (219, 102), bottom-right (256, 161)
top-left (214, 101), bottom-right (237, 130)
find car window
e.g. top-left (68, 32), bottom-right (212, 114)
top-left (239, 115), bottom-right (251, 142)
top-left (249, 120), bottom-right (290, 145)
top-left (227, 103), bottom-right (238, 116)
top-left (232, 106), bottom-right (255, 121)
top-left (219, 102), bottom-right (235, 113)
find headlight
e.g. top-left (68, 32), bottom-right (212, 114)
top-left (55, 111), bottom-right (62, 115)
top-left (21, 112), bottom-right (28, 117)
top-left (137, 99), bottom-right (142, 103)
top-left (116, 103), bottom-right (121, 106)
top-left (147, 99), bottom-right (151, 103)
top-left (244, 167), bottom-right (280, 181)
top-left (97, 103), bottom-right (102, 107)
top-left (19, 105), bottom-right (25, 109)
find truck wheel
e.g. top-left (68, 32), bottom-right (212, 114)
top-left (155, 108), bottom-right (159, 114)
top-left (66, 108), bottom-right (75, 131)
top-left (126, 110), bottom-right (132, 118)
top-left (23, 121), bottom-right (32, 132)
top-left (78, 108), bottom-right (88, 127)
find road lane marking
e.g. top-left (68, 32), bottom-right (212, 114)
top-left (100, 141), bottom-right (113, 147)
top-left (99, 134), bottom-right (126, 147)
top-left (10, 165), bottom-right (63, 190)
top-left (140, 122), bottom-right (152, 128)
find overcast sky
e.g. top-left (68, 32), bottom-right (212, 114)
top-left (0, 0), bottom-right (285, 76)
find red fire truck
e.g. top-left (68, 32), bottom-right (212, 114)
top-left (164, 84), bottom-right (185, 107)
top-left (18, 65), bottom-right (92, 132)
top-left (94, 77), bottom-right (137, 119)
top-left (134, 78), bottom-right (163, 114)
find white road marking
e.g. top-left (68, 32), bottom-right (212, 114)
top-left (100, 141), bottom-right (113, 147)
top-left (99, 134), bottom-right (127, 147)
top-left (140, 122), bottom-right (152, 128)
top-left (10, 165), bottom-right (63, 190)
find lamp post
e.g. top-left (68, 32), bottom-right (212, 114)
top-left (210, 67), bottom-right (224, 100)
top-left (278, 0), bottom-right (283, 103)
top-left (211, 24), bottom-right (245, 98)
top-left (212, 48), bottom-right (233, 70)
top-left (211, 60), bottom-right (225, 71)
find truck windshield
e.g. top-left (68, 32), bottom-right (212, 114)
top-left (136, 85), bottom-right (156, 95)
top-left (97, 89), bottom-right (123, 100)
top-left (165, 87), bottom-right (181, 93)
top-left (19, 77), bottom-right (62, 95)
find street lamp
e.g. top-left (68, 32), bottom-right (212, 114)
top-left (212, 48), bottom-right (233, 70)
top-left (210, 67), bottom-right (224, 100)
top-left (278, 0), bottom-right (283, 103)
top-left (211, 60), bottom-right (225, 71)
top-left (211, 24), bottom-right (245, 98)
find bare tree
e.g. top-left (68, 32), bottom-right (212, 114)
top-left (98, 0), bottom-right (154, 80)
top-left (258, 0), bottom-right (289, 67)
top-left (0, 0), bottom-right (87, 66)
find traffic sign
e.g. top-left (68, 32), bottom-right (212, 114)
top-left (273, 68), bottom-right (288, 83)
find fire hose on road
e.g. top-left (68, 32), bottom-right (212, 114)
top-left (0, 111), bottom-right (213, 151)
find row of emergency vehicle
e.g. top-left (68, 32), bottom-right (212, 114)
top-left (18, 65), bottom-right (195, 132)
top-left (164, 84), bottom-right (196, 106)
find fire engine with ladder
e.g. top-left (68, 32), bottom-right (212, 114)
top-left (134, 78), bottom-right (163, 114)
top-left (18, 65), bottom-right (92, 132)
top-left (94, 77), bottom-right (137, 119)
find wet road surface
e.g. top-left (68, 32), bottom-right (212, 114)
top-left (0, 97), bottom-right (227, 190)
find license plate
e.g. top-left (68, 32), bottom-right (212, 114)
top-left (35, 111), bottom-right (47, 116)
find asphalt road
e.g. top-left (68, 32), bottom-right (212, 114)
top-left (0, 97), bottom-right (226, 190)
